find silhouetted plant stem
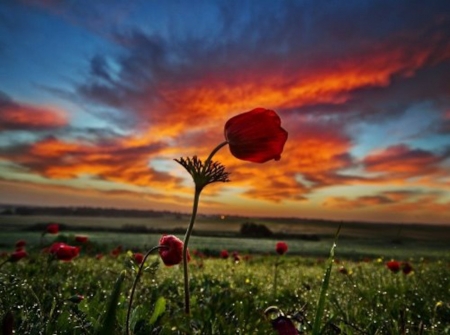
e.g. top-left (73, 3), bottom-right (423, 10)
top-left (183, 189), bottom-right (201, 315)
top-left (126, 245), bottom-right (165, 335)
top-left (182, 141), bottom-right (229, 315)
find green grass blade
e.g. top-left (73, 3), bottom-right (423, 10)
top-left (149, 296), bottom-right (166, 325)
top-left (312, 224), bottom-right (341, 335)
top-left (97, 270), bottom-right (126, 335)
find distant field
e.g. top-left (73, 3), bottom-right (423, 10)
top-left (1, 214), bottom-right (450, 259)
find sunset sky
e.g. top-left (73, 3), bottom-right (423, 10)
top-left (1, 1), bottom-right (450, 224)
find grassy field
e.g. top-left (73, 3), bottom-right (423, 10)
top-left (1, 214), bottom-right (450, 260)
top-left (1, 214), bottom-right (450, 334)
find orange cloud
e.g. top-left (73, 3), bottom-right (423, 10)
top-left (363, 144), bottom-right (443, 176)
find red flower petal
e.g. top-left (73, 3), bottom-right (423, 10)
top-left (158, 235), bottom-right (189, 266)
top-left (224, 108), bottom-right (288, 163)
top-left (386, 260), bottom-right (401, 273)
top-left (75, 235), bottom-right (88, 243)
top-left (49, 242), bottom-right (79, 261)
top-left (134, 252), bottom-right (144, 264)
top-left (46, 224), bottom-right (59, 234)
top-left (275, 241), bottom-right (288, 255)
top-left (9, 250), bottom-right (28, 262)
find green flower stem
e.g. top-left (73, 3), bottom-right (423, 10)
top-left (273, 257), bottom-right (280, 298)
top-left (183, 141), bottom-right (228, 315)
top-left (126, 245), bottom-right (166, 335)
top-left (183, 188), bottom-right (201, 314)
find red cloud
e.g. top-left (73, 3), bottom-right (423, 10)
top-left (0, 103), bottom-right (68, 131)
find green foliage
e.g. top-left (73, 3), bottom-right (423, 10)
top-left (0, 247), bottom-right (449, 334)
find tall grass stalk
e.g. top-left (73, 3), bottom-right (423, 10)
top-left (312, 224), bottom-right (341, 335)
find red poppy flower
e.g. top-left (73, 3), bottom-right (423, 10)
top-left (15, 240), bottom-right (26, 249)
top-left (220, 250), bottom-right (229, 259)
top-left (386, 260), bottom-right (401, 273)
top-left (95, 253), bottom-right (103, 260)
top-left (158, 235), bottom-right (189, 266)
top-left (46, 224), bottom-right (59, 234)
top-left (75, 235), bottom-right (88, 243)
top-left (224, 108), bottom-right (288, 163)
top-left (275, 241), bottom-right (288, 255)
top-left (49, 242), bottom-right (80, 261)
top-left (232, 251), bottom-right (240, 262)
top-left (402, 262), bottom-right (413, 275)
top-left (134, 252), bottom-right (144, 264)
top-left (9, 250), bottom-right (28, 262)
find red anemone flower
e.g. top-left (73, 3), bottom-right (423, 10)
top-left (224, 108), bottom-right (288, 163)
top-left (15, 240), bottom-right (26, 249)
top-left (46, 224), bottom-right (59, 234)
top-left (9, 250), bottom-right (28, 262)
top-left (275, 241), bottom-right (288, 255)
top-left (75, 235), bottom-right (88, 243)
top-left (220, 250), bottom-right (229, 259)
top-left (386, 260), bottom-right (401, 273)
top-left (49, 242), bottom-right (80, 261)
top-left (134, 252), bottom-right (144, 264)
top-left (158, 235), bottom-right (189, 266)
top-left (402, 262), bottom-right (413, 275)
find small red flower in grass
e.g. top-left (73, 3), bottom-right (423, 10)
top-left (386, 260), bottom-right (401, 273)
top-left (133, 252), bottom-right (144, 264)
top-left (75, 235), bottom-right (88, 243)
top-left (111, 245), bottom-right (122, 257)
top-left (49, 242), bottom-right (80, 261)
top-left (158, 235), bottom-right (189, 266)
top-left (46, 224), bottom-right (59, 234)
top-left (402, 262), bottom-right (413, 275)
top-left (265, 306), bottom-right (298, 335)
top-left (224, 108), bottom-right (288, 163)
top-left (232, 251), bottom-right (240, 262)
top-left (220, 250), bottom-right (229, 259)
top-left (68, 294), bottom-right (84, 304)
top-left (9, 250), bottom-right (27, 262)
top-left (15, 240), bottom-right (26, 249)
top-left (275, 241), bottom-right (288, 255)
top-left (95, 253), bottom-right (103, 260)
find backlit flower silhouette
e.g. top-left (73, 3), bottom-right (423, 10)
top-left (175, 108), bottom-right (288, 314)
top-left (224, 108), bottom-right (288, 163)
top-left (158, 235), bottom-right (188, 266)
